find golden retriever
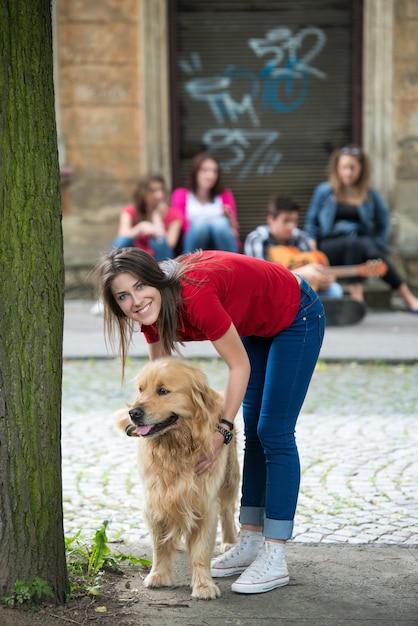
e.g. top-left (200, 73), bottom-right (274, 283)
top-left (115, 358), bottom-right (240, 599)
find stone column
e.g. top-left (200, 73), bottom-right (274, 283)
top-left (140, 0), bottom-right (171, 186)
top-left (363, 0), bottom-right (395, 203)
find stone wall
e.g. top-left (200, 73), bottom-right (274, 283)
top-left (392, 0), bottom-right (418, 290)
top-left (393, 1), bottom-right (418, 219)
top-left (55, 0), bottom-right (143, 262)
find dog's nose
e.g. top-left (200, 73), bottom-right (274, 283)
top-left (129, 406), bottom-right (145, 424)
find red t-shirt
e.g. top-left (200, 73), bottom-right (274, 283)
top-left (142, 251), bottom-right (300, 344)
top-left (122, 205), bottom-right (182, 255)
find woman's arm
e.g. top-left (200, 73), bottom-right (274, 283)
top-left (162, 207), bottom-right (183, 249)
top-left (194, 323), bottom-right (250, 475)
top-left (170, 188), bottom-right (188, 227)
top-left (304, 183), bottom-right (327, 242)
top-left (213, 323), bottom-right (250, 426)
top-left (222, 189), bottom-right (241, 249)
top-left (166, 218), bottom-right (182, 249)
top-left (222, 189), bottom-right (240, 232)
top-left (117, 210), bottom-right (136, 237)
top-left (118, 209), bottom-right (156, 239)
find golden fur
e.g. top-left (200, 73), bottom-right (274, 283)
top-left (115, 358), bottom-right (240, 599)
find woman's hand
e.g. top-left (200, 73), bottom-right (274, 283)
top-left (195, 430), bottom-right (225, 475)
top-left (295, 263), bottom-right (334, 290)
top-left (138, 221), bottom-right (159, 236)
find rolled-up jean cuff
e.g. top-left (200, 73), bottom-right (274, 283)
top-left (239, 506), bottom-right (265, 526)
top-left (263, 517), bottom-right (294, 541)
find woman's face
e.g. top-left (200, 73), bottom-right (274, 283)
top-left (337, 155), bottom-right (362, 187)
top-left (145, 181), bottom-right (165, 209)
top-left (196, 158), bottom-right (219, 192)
top-left (111, 272), bottom-right (162, 325)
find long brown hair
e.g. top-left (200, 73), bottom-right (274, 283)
top-left (186, 153), bottom-right (224, 200)
top-left (328, 145), bottom-right (371, 202)
top-left (132, 172), bottom-right (167, 220)
top-left (93, 248), bottom-right (210, 376)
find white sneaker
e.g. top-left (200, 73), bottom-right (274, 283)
top-left (231, 540), bottom-right (289, 594)
top-left (210, 530), bottom-right (263, 578)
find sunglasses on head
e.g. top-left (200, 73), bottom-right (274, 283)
top-left (340, 146), bottom-right (362, 156)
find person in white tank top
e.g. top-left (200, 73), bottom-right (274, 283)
top-left (171, 153), bottom-right (240, 253)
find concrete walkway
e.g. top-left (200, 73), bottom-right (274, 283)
top-left (63, 300), bottom-right (418, 362)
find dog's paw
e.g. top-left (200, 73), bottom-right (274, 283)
top-left (192, 579), bottom-right (221, 600)
top-left (143, 571), bottom-right (171, 588)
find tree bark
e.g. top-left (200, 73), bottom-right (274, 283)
top-left (0, 0), bottom-right (68, 602)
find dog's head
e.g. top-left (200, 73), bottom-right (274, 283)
top-left (127, 358), bottom-right (222, 441)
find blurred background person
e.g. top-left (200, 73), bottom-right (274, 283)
top-left (171, 153), bottom-right (240, 253)
top-left (244, 194), bottom-right (343, 299)
top-left (112, 172), bottom-right (182, 261)
top-left (305, 145), bottom-right (418, 313)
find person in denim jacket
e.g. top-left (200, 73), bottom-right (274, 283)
top-left (305, 145), bottom-right (418, 312)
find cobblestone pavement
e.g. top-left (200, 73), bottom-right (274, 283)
top-left (62, 358), bottom-right (418, 546)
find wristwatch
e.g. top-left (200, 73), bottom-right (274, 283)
top-left (216, 424), bottom-right (233, 445)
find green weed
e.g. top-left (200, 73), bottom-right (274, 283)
top-left (1, 576), bottom-right (53, 607)
top-left (65, 519), bottom-right (151, 597)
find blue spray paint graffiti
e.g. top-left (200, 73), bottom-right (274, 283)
top-left (180, 26), bottom-right (327, 178)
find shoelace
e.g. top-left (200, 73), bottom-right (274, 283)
top-left (241, 546), bottom-right (284, 580)
top-left (217, 540), bottom-right (251, 561)
top-left (213, 536), bottom-right (261, 565)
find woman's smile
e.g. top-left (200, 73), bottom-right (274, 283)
top-left (138, 301), bottom-right (152, 315)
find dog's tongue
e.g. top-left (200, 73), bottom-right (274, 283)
top-left (135, 424), bottom-right (154, 436)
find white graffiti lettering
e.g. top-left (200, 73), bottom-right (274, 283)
top-left (184, 77), bottom-right (260, 126)
top-left (248, 26), bottom-right (327, 79)
top-left (202, 129), bottom-right (282, 180)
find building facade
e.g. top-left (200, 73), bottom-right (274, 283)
top-left (54, 0), bottom-right (418, 291)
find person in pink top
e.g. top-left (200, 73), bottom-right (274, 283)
top-left (95, 248), bottom-right (324, 595)
top-left (171, 153), bottom-right (240, 253)
top-left (112, 173), bottom-right (182, 261)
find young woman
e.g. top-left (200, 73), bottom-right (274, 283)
top-left (112, 172), bottom-right (182, 261)
top-left (171, 153), bottom-right (240, 253)
top-left (94, 247), bottom-right (325, 595)
top-left (305, 145), bottom-right (418, 312)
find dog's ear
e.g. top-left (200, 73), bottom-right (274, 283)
top-left (189, 370), bottom-right (222, 423)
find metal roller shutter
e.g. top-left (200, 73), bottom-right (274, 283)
top-left (171, 0), bottom-right (362, 241)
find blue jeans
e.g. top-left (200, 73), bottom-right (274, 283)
top-left (111, 235), bottom-right (174, 262)
top-left (182, 216), bottom-right (238, 253)
top-left (240, 278), bottom-right (325, 540)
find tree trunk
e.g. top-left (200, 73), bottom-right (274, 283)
top-left (0, 0), bottom-right (68, 602)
